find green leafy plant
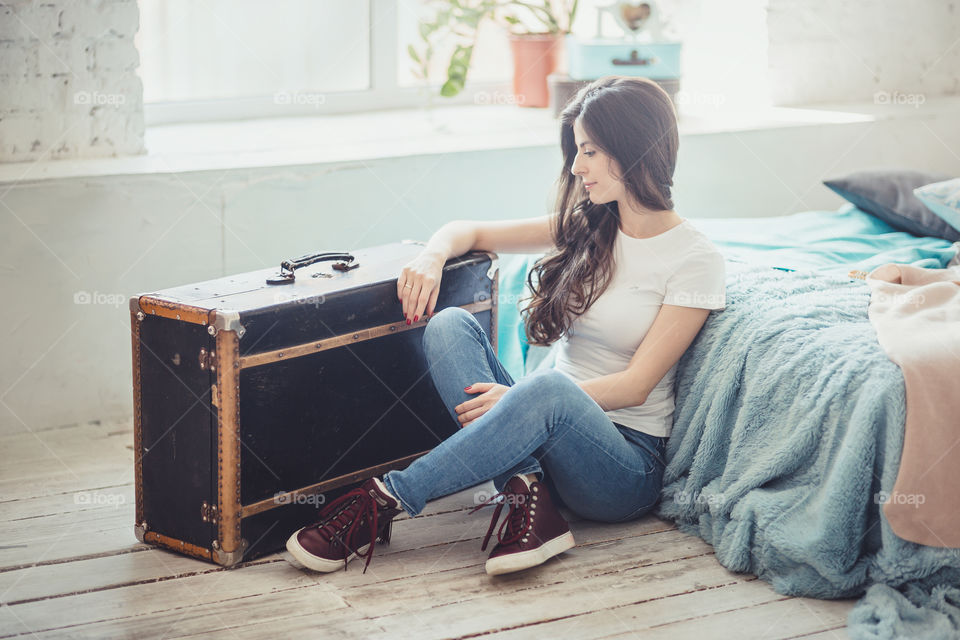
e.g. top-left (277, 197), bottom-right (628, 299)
top-left (409, 0), bottom-right (579, 98)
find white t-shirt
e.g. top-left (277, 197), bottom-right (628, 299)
top-left (553, 218), bottom-right (726, 438)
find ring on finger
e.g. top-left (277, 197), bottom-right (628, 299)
top-left (403, 284), bottom-right (413, 289)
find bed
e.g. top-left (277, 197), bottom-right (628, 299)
top-left (495, 204), bottom-right (960, 639)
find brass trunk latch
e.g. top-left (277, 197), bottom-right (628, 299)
top-left (198, 348), bottom-right (217, 371)
top-left (201, 501), bottom-right (219, 524)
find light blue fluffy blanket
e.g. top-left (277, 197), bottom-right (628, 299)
top-left (660, 264), bottom-right (960, 639)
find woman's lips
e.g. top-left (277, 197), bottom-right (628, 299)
top-left (584, 182), bottom-right (597, 190)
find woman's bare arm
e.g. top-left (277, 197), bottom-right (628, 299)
top-left (576, 304), bottom-right (712, 411)
top-left (421, 215), bottom-right (555, 260)
top-left (398, 216), bottom-right (555, 322)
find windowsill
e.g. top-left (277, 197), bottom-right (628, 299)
top-left (2, 96), bottom-right (959, 186)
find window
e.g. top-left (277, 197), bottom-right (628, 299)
top-left (137, 0), bottom-right (513, 124)
top-left (136, 0), bottom-right (770, 125)
top-left (138, 0), bottom-right (370, 102)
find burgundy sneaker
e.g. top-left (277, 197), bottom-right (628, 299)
top-left (285, 478), bottom-right (401, 573)
top-left (471, 475), bottom-right (575, 576)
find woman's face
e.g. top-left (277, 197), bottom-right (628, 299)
top-left (570, 118), bottom-right (625, 206)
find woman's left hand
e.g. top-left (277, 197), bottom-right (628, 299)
top-left (455, 382), bottom-right (509, 427)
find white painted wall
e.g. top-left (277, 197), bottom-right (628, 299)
top-left (767, 0), bottom-right (960, 104)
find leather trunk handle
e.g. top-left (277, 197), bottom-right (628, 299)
top-left (266, 252), bottom-right (358, 285)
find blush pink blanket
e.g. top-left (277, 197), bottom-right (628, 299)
top-left (865, 262), bottom-right (960, 548)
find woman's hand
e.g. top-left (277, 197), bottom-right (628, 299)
top-left (397, 251), bottom-right (445, 323)
top-left (454, 382), bottom-right (509, 427)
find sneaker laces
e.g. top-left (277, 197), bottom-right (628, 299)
top-left (312, 488), bottom-right (382, 572)
top-left (469, 488), bottom-right (532, 551)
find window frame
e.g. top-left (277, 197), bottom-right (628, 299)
top-left (142, 0), bottom-right (514, 126)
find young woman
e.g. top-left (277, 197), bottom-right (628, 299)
top-left (286, 75), bottom-right (726, 576)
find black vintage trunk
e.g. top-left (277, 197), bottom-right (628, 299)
top-left (130, 243), bottom-right (498, 566)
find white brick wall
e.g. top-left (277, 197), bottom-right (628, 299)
top-left (0, 0), bottom-right (144, 162)
top-left (767, 0), bottom-right (960, 105)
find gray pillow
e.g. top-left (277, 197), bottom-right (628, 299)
top-left (824, 169), bottom-right (960, 242)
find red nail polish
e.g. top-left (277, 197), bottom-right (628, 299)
top-left (406, 318), bottom-right (411, 325)
top-left (464, 386), bottom-right (471, 391)
top-left (413, 315), bottom-right (418, 322)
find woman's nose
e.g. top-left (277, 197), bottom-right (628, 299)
top-left (571, 157), bottom-right (585, 176)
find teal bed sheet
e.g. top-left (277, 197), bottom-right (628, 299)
top-left (691, 203), bottom-right (957, 274)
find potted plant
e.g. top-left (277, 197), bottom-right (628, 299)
top-left (409, 0), bottom-right (579, 108)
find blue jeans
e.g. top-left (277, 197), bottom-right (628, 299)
top-left (382, 306), bottom-right (667, 522)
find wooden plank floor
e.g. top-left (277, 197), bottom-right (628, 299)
top-left (0, 419), bottom-right (856, 639)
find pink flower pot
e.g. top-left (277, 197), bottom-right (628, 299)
top-left (508, 33), bottom-right (562, 108)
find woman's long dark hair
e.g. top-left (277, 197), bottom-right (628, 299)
top-left (522, 76), bottom-right (680, 346)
